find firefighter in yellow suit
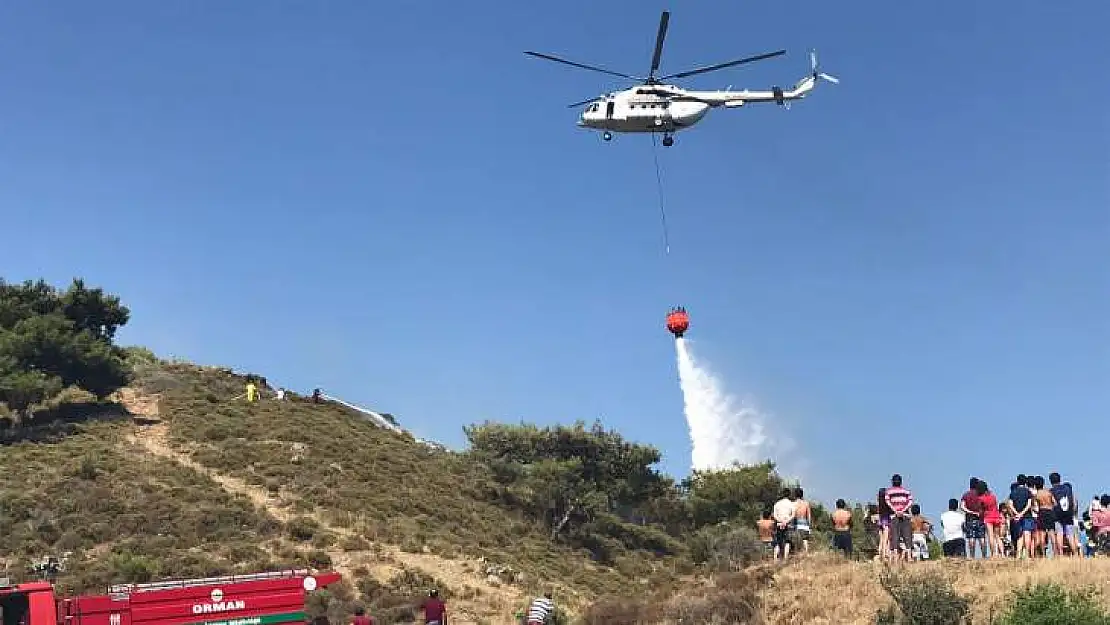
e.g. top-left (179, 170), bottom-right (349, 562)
top-left (246, 381), bottom-right (258, 403)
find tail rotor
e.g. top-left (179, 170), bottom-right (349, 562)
top-left (809, 50), bottom-right (839, 84)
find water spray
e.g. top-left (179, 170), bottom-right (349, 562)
top-left (665, 307), bottom-right (773, 472)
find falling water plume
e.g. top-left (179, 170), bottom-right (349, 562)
top-left (674, 337), bottom-right (774, 472)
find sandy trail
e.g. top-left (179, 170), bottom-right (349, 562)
top-left (117, 389), bottom-right (525, 624)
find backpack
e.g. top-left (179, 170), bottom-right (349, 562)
top-left (1051, 483), bottom-right (1074, 517)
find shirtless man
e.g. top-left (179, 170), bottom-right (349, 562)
top-left (756, 508), bottom-right (775, 559)
top-left (1033, 476), bottom-right (1057, 557)
top-left (793, 487), bottom-right (813, 554)
top-left (831, 498), bottom-right (854, 557)
top-left (910, 504), bottom-right (933, 560)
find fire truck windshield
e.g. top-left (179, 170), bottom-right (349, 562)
top-left (0, 591), bottom-right (29, 625)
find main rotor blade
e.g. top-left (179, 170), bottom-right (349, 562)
top-left (524, 51), bottom-right (643, 81)
top-left (566, 96), bottom-right (600, 108)
top-left (649, 11), bottom-right (670, 78)
top-left (660, 49), bottom-right (786, 80)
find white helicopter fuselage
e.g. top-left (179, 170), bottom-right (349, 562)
top-left (576, 74), bottom-right (822, 135)
top-left (577, 88), bottom-right (709, 134)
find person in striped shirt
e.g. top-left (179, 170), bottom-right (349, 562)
top-left (524, 592), bottom-right (555, 625)
top-left (884, 473), bottom-right (915, 562)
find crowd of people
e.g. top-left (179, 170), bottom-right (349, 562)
top-left (760, 472), bottom-right (1110, 562)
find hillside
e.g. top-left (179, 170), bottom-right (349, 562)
top-left (11, 363), bottom-right (1110, 625)
top-left (2, 356), bottom-right (704, 623)
top-left (6, 277), bottom-right (1110, 625)
top-left (129, 360), bottom-right (677, 617)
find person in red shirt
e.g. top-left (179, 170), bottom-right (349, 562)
top-left (977, 480), bottom-right (1004, 559)
top-left (421, 588), bottom-right (447, 625)
top-left (351, 606), bottom-right (374, 625)
top-left (960, 477), bottom-right (987, 558)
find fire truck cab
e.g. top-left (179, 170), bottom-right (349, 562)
top-left (0, 569), bottom-right (340, 625)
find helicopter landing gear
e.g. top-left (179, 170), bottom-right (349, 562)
top-left (662, 133), bottom-right (675, 147)
top-left (602, 131), bottom-right (613, 141)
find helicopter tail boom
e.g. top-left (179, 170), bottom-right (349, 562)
top-left (681, 50), bottom-right (838, 107)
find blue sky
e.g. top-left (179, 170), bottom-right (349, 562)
top-left (1, 1), bottom-right (1107, 519)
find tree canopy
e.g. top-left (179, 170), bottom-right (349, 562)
top-left (463, 419), bottom-right (819, 567)
top-left (0, 274), bottom-right (834, 573)
top-left (0, 278), bottom-right (131, 413)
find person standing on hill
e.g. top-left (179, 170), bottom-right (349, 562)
top-left (909, 504), bottom-right (933, 561)
top-left (1091, 495), bottom-right (1110, 554)
top-left (351, 607), bottom-right (374, 625)
top-left (772, 488), bottom-right (797, 560)
top-left (977, 480), bottom-right (1004, 559)
top-left (1033, 475), bottom-right (1058, 557)
top-left (876, 488), bottom-right (893, 561)
top-left (940, 498), bottom-right (967, 558)
top-left (1049, 472), bottom-right (1079, 557)
top-left (884, 474), bottom-right (914, 562)
top-left (421, 589), bottom-right (447, 625)
top-left (793, 487), bottom-right (813, 554)
top-left (831, 499), bottom-right (853, 557)
top-left (1008, 476), bottom-right (1035, 558)
top-left (756, 508), bottom-right (775, 558)
top-left (246, 380), bottom-right (258, 403)
top-left (960, 477), bottom-right (986, 558)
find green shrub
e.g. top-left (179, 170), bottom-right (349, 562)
top-left (688, 524), bottom-right (763, 572)
top-left (286, 516), bottom-right (320, 542)
top-left (994, 582), bottom-right (1110, 625)
top-left (927, 537), bottom-right (943, 561)
top-left (581, 595), bottom-right (649, 625)
top-left (876, 568), bottom-right (969, 625)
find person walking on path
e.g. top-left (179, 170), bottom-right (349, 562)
top-left (351, 607), bottom-right (374, 625)
top-left (524, 592), bottom-right (555, 625)
top-left (421, 589), bottom-right (447, 625)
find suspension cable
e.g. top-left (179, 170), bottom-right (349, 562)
top-left (650, 131), bottom-right (671, 256)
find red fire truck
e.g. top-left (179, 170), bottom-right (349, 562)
top-left (0, 568), bottom-right (341, 625)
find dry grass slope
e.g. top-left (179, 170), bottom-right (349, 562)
top-left (581, 552), bottom-right (1110, 624)
top-left (762, 552), bottom-right (1110, 625)
top-left (0, 417), bottom-right (286, 594)
top-left (128, 362), bottom-right (679, 619)
top-left (9, 360), bottom-right (1110, 624)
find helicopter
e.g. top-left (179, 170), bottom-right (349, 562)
top-left (525, 10), bottom-right (839, 146)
